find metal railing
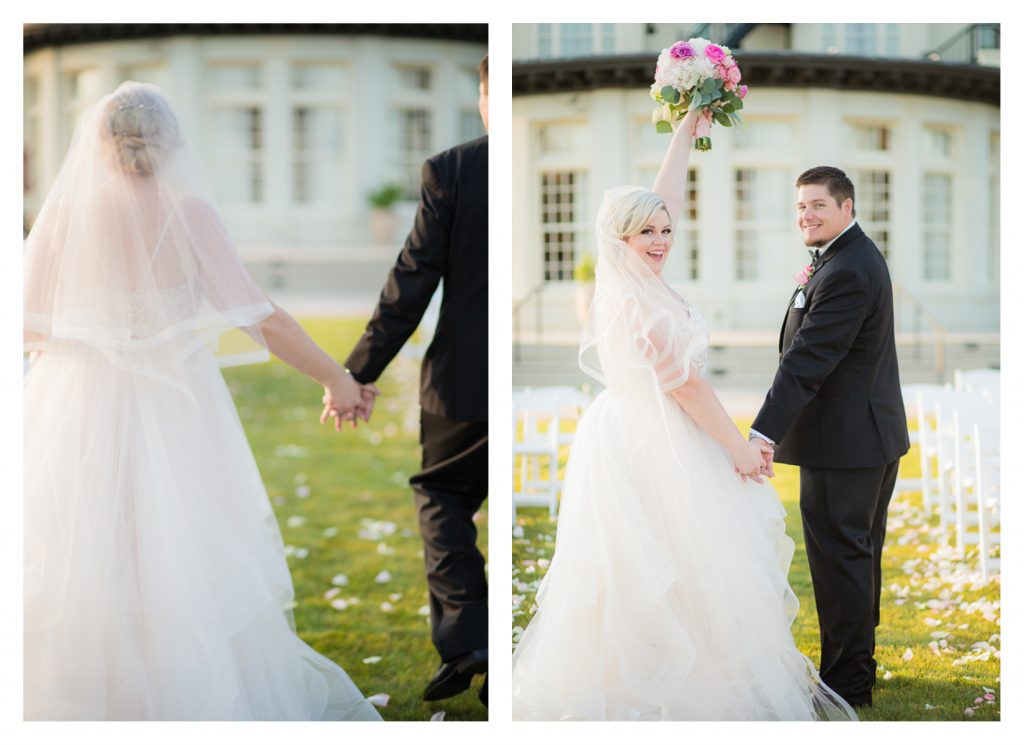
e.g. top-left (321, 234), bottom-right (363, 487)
top-left (512, 280), bottom-right (549, 363)
top-left (924, 23), bottom-right (1000, 65)
top-left (893, 282), bottom-right (948, 382)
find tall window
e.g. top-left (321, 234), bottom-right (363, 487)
top-left (922, 173), bottom-right (952, 281)
top-left (849, 122), bottom-right (891, 152)
top-left (393, 64), bottom-right (434, 199)
top-left (540, 171), bottom-right (588, 281)
top-left (822, 24), bottom-right (900, 56)
top-left (206, 63), bottom-right (264, 205)
top-left (853, 170), bottom-right (891, 260)
top-left (290, 63), bottom-right (347, 205)
top-left (536, 23), bottom-right (616, 58)
top-left (397, 108), bottom-right (432, 199)
top-left (734, 169), bottom-right (791, 281)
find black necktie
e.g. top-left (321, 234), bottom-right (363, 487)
top-left (809, 248), bottom-right (822, 263)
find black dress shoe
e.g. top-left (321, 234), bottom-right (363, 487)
top-left (422, 649), bottom-right (488, 702)
top-left (479, 674), bottom-right (488, 707)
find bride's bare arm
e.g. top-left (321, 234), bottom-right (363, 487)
top-left (258, 303), bottom-right (375, 427)
top-left (669, 369), bottom-right (771, 480)
top-left (651, 108), bottom-right (700, 223)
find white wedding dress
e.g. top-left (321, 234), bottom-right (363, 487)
top-left (510, 188), bottom-right (855, 721)
top-left (23, 82), bottom-right (381, 721)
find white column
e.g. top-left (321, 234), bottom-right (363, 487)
top-left (164, 37), bottom-right (204, 143)
top-left (511, 108), bottom-right (534, 299)
top-left (351, 37), bottom-right (392, 243)
top-left (896, 99), bottom-right (922, 296)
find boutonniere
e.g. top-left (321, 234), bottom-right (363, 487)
top-left (793, 263), bottom-right (816, 289)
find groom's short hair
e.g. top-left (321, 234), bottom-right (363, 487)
top-left (478, 54), bottom-right (488, 92)
top-left (796, 166), bottom-right (856, 218)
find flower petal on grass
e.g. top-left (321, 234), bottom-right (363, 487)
top-left (362, 656), bottom-right (382, 664)
top-left (331, 574), bottom-right (349, 586)
top-left (324, 587), bottom-right (342, 600)
top-left (331, 599), bottom-right (349, 611)
top-left (375, 570), bottom-right (392, 584)
top-left (418, 605), bottom-right (430, 616)
top-left (287, 516), bottom-right (306, 528)
top-left (902, 648), bottom-right (914, 661)
top-left (380, 602), bottom-right (396, 613)
top-left (367, 693), bottom-right (389, 707)
top-left (322, 527), bottom-right (339, 538)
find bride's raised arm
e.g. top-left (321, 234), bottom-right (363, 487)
top-left (651, 108), bottom-right (700, 225)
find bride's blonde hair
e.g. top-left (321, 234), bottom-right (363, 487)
top-left (104, 82), bottom-right (182, 175)
top-left (602, 188), bottom-right (670, 241)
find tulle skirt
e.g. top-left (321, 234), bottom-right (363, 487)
top-left (23, 340), bottom-right (381, 721)
top-left (510, 388), bottom-right (856, 721)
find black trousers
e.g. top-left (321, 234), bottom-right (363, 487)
top-left (409, 410), bottom-right (488, 662)
top-left (799, 459), bottom-right (900, 706)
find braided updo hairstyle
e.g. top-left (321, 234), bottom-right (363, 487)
top-left (105, 82), bottom-right (182, 175)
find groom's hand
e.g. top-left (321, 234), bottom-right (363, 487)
top-left (753, 439), bottom-right (775, 478)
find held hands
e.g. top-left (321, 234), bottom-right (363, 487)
top-left (732, 438), bottom-right (775, 484)
top-left (319, 370), bottom-right (381, 431)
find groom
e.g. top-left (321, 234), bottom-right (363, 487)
top-left (750, 166), bottom-right (909, 708)
top-left (333, 55), bottom-right (489, 705)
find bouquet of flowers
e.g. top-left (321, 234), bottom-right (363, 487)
top-left (650, 38), bottom-right (748, 151)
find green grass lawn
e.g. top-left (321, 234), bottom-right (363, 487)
top-left (512, 416), bottom-right (1000, 721)
top-left (223, 317), bottom-right (487, 721)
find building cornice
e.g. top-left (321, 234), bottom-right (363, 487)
top-left (513, 51), bottom-right (999, 105)
top-left (23, 23), bottom-right (487, 53)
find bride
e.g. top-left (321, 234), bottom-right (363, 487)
top-left (510, 109), bottom-right (856, 721)
top-left (23, 81), bottom-right (382, 720)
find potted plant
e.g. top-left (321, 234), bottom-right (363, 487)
top-left (573, 253), bottom-right (596, 322)
top-left (367, 183), bottom-right (405, 245)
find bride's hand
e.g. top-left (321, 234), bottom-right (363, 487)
top-left (679, 107), bottom-right (700, 139)
top-left (731, 439), bottom-right (766, 484)
top-left (320, 371), bottom-right (364, 431)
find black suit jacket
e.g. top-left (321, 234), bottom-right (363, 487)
top-left (346, 135), bottom-right (488, 423)
top-left (751, 223), bottom-right (909, 468)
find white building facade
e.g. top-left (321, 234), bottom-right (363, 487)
top-left (511, 23), bottom-right (1000, 343)
top-left (24, 25), bottom-right (487, 262)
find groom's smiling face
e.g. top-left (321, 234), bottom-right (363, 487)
top-left (796, 184), bottom-right (853, 248)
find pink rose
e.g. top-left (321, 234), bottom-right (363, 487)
top-left (724, 79), bottom-right (736, 92)
top-left (738, 84), bottom-right (748, 99)
top-left (669, 41), bottom-right (695, 59)
top-left (705, 44), bottom-right (725, 63)
top-left (727, 65), bottom-right (742, 84)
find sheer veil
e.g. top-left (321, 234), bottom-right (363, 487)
top-left (579, 186), bottom-right (709, 396)
top-left (24, 81), bottom-right (273, 385)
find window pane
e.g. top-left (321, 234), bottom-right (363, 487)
top-left (396, 65), bottom-right (432, 91)
top-left (922, 173), bottom-right (952, 281)
top-left (734, 119), bottom-right (796, 150)
top-left (851, 123), bottom-right (890, 151)
top-left (397, 108), bottom-right (432, 198)
top-left (560, 24), bottom-right (594, 56)
top-left (854, 169), bottom-right (891, 259)
top-left (207, 63), bottom-right (261, 92)
top-left (541, 171), bottom-right (588, 281)
top-left (292, 63), bottom-right (346, 91)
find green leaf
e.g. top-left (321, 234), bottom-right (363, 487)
top-left (713, 110), bottom-right (731, 126)
top-left (721, 103), bottom-right (735, 114)
top-left (733, 97), bottom-right (744, 110)
top-left (655, 120), bottom-right (674, 134)
top-left (660, 86), bottom-right (680, 104)
top-left (701, 77), bottom-right (718, 94)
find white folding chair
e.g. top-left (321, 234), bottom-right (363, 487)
top-left (512, 388), bottom-right (564, 518)
top-left (511, 386), bottom-right (593, 519)
top-left (951, 405), bottom-right (1000, 578)
top-left (914, 386), bottom-right (962, 519)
